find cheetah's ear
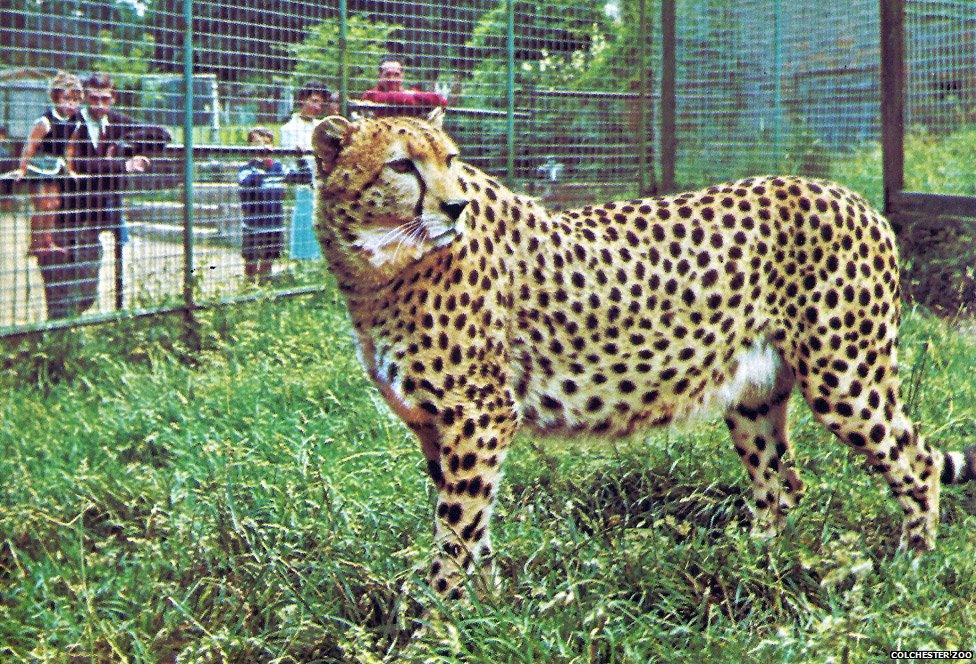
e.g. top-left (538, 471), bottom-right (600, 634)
top-left (312, 115), bottom-right (353, 176)
top-left (426, 106), bottom-right (445, 129)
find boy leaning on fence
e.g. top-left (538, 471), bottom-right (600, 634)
top-left (238, 127), bottom-right (287, 283)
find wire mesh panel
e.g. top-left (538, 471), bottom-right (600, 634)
top-left (0, 3), bottom-right (326, 333)
top-left (674, 0), bottom-right (762, 187)
top-left (779, 1), bottom-right (880, 149)
top-left (672, 0), bottom-right (881, 192)
top-left (508, 1), bottom-right (656, 205)
top-left (0, 1), bottom-right (656, 336)
top-left (0, 3), bottom-right (249, 329)
top-left (183, 2), bottom-right (334, 289)
top-left (0, 2), bottom-right (188, 328)
top-left (905, 0), bottom-right (976, 195)
top-left (3, 0), bottom-right (974, 336)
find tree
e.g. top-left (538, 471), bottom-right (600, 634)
top-left (143, 1), bottom-right (331, 82)
top-left (0, 0), bottom-right (148, 71)
top-left (93, 30), bottom-right (157, 78)
top-left (289, 15), bottom-right (398, 92)
top-left (456, 0), bottom-right (654, 184)
top-left (463, 0), bottom-right (616, 96)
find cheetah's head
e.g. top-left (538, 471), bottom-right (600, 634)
top-left (311, 108), bottom-right (469, 282)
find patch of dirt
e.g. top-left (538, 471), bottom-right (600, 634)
top-left (894, 213), bottom-right (976, 317)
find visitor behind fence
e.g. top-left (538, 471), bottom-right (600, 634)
top-left (70, 73), bottom-right (169, 239)
top-left (360, 56), bottom-right (448, 117)
top-left (14, 71), bottom-right (83, 264)
top-left (238, 127), bottom-right (286, 283)
top-left (280, 80), bottom-right (336, 260)
top-left (50, 72), bottom-right (168, 320)
top-left (0, 126), bottom-right (14, 211)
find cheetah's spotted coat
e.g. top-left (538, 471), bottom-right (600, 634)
top-left (310, 110), bottom-right (976, 600)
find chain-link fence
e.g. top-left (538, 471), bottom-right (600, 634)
top-left (0, 1), bottom-right (974, 336)
top-left (674, 0), bottom-right (882, 186)
top-left (905, 0), bottom-right (976, 195)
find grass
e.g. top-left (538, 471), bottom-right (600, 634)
top-left (1, 274), bottom-right (976, 662)
top-left (670, 123), bottom-right (976, 215)
top-left (829, 124), bottom-right (976, 211)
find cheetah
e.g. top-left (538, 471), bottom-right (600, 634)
top-left (310, 108), bottom-right (976, 601)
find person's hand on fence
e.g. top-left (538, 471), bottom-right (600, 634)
top-left (28, 228), bottom-right (69, 261)
top-left (285, 159), bottom-right (313, 185)
top-left (31, 241), bottom-right (70, 262)
top-left (125, 156), bottom-right (150, 173)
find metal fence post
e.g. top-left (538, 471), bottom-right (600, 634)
top-left (505, 0), bottom-right (515, 182)
top-left (660, 0), bottom-right (676, 192)
top-left (772, 0), bottom-right (783, 167)
top-left (880, 0), bottom-right (905, 216)
top-left (182, 0), bottom-right (198, 347)
top-left (637, 0), bottom-right (650, 195)
top-left (339, 0), bottom-right (348, 116)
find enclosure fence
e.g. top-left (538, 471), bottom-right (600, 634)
top-left (0, 0), bottom-right (973, 337)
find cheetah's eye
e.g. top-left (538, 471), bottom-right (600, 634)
top-left (386, 158), bottom-right (414, 174)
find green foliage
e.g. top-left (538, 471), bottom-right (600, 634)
top-left (459, 2), bottom-right (656, 190)
top-left (674, 119), bottom-right (833, 191)
top-left (902, 125), bottom-right (976, 197)
top-left (829, 140), bottom-right (884, 208)
top-left (3, 0), bottom-right (154, 70)
top-left (464, 0), bottom-right (644, 96)
top-left (289, 15), bottom-right (398, 91)
top-left (1, 288), bottom-right (975, 660)
top-left (831, 124), bottom-right (976, 211)
top-left (781, 119), bottom-right (832, 179)
top-left (667, 122), bottom-right (976, 207)
top-left (93, 29), bottom-right (156, 77)
top-left (460, 0), bottom-right (756, 193)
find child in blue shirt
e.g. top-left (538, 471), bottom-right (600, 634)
top-left (238, 127), bottom-right (286, 282)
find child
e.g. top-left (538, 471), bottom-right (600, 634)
top-left (281, 81), bottom-right (335, 260)
top-left (238, 127), bottom-right (286, 283)
top-left (15, 71), bottom-right (83, 259)
top-left (0, 126), bottom-right (14, 211)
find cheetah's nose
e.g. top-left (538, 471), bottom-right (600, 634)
top-left (440, 199), bottom-right (469, 222)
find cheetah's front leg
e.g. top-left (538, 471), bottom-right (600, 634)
top-left (409, 379), bottom-right (519, 601)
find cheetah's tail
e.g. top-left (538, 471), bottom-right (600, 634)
top-left (941, 445), bottom-right (976, 484)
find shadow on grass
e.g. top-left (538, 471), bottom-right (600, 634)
top-left (572, 465), bottom-right (747, 535)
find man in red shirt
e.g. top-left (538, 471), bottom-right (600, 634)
top-left (359, 56), bottom-right (447, 117)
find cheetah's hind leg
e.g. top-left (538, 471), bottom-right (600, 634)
top-left (786, 318), bottom-right (963, 551)
top-left (723, 348), bottom-right (804, 540)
